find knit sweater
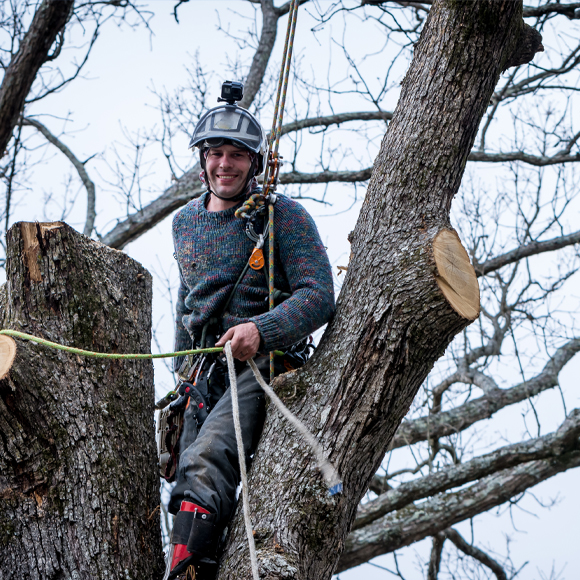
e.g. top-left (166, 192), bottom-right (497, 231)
top-left (173, 191), bottom-right (335, 355)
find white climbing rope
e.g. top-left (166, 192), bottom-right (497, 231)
top-left (224, 342), bottom-right (260, 580)
top-left (224, 341), bottom-right (343, 578)
top-left (247, 358), bottom-right (342, 493)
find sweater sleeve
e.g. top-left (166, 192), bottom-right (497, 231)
top-left (249, 199), bottom-right (335, 351)
top-left (173, 280), bottom-right (194, 372)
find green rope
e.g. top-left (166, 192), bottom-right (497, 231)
top-left (0, 329), bottom-right (284, 360)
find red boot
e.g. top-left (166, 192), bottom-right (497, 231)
top-left (164, 501), bottom-right (218, 580)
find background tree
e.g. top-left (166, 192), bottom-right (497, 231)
top-left (0, 1), bottom-right (579, 579)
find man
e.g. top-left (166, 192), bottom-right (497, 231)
top-left (165, 84), bottom-right (335, 580)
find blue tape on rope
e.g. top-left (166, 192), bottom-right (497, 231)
top-left (328, 482), bottom-right (343, 496)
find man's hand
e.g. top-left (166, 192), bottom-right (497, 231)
top-left (215, 322), bottom-right (261, 362)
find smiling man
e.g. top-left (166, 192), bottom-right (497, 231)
top-left (164, 84), bottom-right (335, 580)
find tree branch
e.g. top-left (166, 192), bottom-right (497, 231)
top-left (0, 0), bottom-right (74, 157)
top-left (22, 117), bottom-right (96, 237)
top-left (279, 111), bottom-right (393, 135)
top-left (101, 166), bottom-right (373, 249)
top-left (475, 230), bottom-right (580, 276)
top-left (354, 409), bottom-right (580, 530)
top-left (391, 338), bottom-right (580, 449)
top-left (102, 144), bottom-right (580, 249)
top-left (279, 168), bottom-right (373, 184)
top-left (468, 150), bottom-right (580, 166)
top-left (239, 0), bottom-right (279, 109)
top-left (102, 164), bottom-right (204, 249)
top-left (338, 450), bottom-right (580, 571)
top-left (444, 528), bottom-right (508, 580)
top-left (361, 0), bottom-right (580, 19)
top-left (427, 533), bottom-right (445, 580)
top-left (522, 2), bottom-right (580, 19)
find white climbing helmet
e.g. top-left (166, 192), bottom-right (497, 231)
top-left (190, 101), bottom-right (267, 176)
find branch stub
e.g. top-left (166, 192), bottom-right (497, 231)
top-left (0, 335), bottom-right (16, 380)
top-left (433, 229), bottom-right (480, 320)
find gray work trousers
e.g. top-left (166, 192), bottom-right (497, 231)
top-left (169, 356), bottom-right (273, 530)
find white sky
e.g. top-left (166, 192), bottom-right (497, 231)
top-left (3, 1), bottom-right (579, 578)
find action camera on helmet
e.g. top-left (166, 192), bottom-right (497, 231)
top-left (218, 81), bottom-right (244, 105)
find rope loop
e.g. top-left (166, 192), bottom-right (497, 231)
top-left (235, 192), bottom-right (266, 220)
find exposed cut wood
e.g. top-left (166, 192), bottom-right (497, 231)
top-left (433, 229), bottom-right (480, 320)
top-left (19, 222), bottom-right (63, 283)
top-left (0, 335), bottom-right (16, 380)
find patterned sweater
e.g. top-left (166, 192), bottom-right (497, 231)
top-left (173, 191), bottom-right (335, 355)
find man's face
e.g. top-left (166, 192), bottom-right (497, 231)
top-left (205, 143), bottom-right (252, 199)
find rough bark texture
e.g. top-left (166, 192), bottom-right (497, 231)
top-left (217, 2), bottom-right (529, 579)
top-left (0, 222), bottom-right (163, 580)
top-left (0, 0), bottom-right (74, 157)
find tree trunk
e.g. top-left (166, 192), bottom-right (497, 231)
top-left (0, 222), bottom-right (163, 580)
top-left (0, 0), bottom-right (74, 157)
top-left (218, 2), bottom-right (532, 579)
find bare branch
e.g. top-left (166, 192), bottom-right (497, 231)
top-left (361, 0), bottom-right (580, 19)
top-left (427, 533), bottom-right (445, 580)
top-left (431, 369), bottom-right (499, 413)
top-left (522, 2), bottom-right (580, 19)
top-left (101, 166), bottom-right (371, 249)
top-left (444, 528), bottom-right (508, 580)
top-left (475, 230), bottom-right (580, 277)
top-left (468, 150), bottom-right (580, 166)
top-left (102, 164), bottom-right (203, 250)
top-left (354, 409), bottom-right (580, 531)
top-left (0, 0), bottom-right (74, 156)
top-left (339, 450), bottom-right (580, 572)
top-left (391, 338), bottom-right (580, 449)
top-left (279, 110), bottom-right (393, 136)
top-left (279, 167), bottom-right (372, 184)
top-left (101, 146), bottom-right (580, 250)
top-left (22, 117), bottom-right (96, 237)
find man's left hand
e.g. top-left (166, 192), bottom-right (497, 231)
top-left (216, 322), bottom-right (261, 362)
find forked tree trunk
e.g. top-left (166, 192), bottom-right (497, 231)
top-left (0, 222), bottom-right (164, 580)
top-left (218, 2), bottom-right (535, 579)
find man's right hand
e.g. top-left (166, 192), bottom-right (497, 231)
top-left (215, 322), bottom-right (261, 362)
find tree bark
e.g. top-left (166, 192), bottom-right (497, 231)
top-left (0, 222), bottom-right (163, 579)
top-left (0, 0), bottom-right (74, 157)
top-left (217, 2), bottom-right (532, 579)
